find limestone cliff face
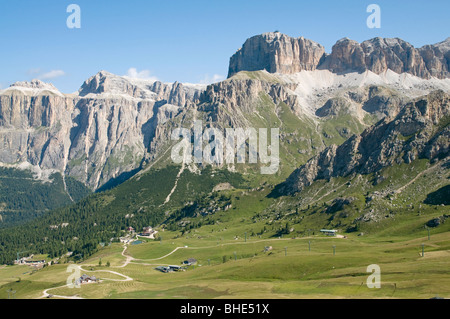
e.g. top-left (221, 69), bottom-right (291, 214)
top-left (280, 90), bottom-right (450, 194)
top-left (0, 73), bottom-right (205, 189)
top-left (149, 81), bottom-right (202, 107)
top-left (229, 33), bottom-right (450, 79)
top-left (228, 32), bottom-right (326, 78)
top-left (418, 37), bottom-right (450, 79)
top-left (324, 37), bottom-right (431, 77)
top-left (321, 38), bottom-right (367, 73)
top-left (0, 89), bottom-right (75, 170)
top-left (361, 37), bottom-right (430, 78)
top-left (198, 77), bottom-right (300, 124)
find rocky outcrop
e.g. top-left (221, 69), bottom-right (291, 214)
top-left (197, 75), bottom-right (303, 127)
top-left (200, 77), bottom-right (295, 111)
top-left (426, 215), bottom-right (448, 227)
top-left (315, 85), bottom-right (409, 120)
top-left (315, 97), bottom-right (352, 117)
top-left (229, 33), bottom-right (450, 79)
top-left (418, 38), bottom-right (450, 79)
top-left (324, 37), bottom-right (431, 78)
top-left (280, 90), bottom-right (450, 194)
top-left (228, 32), bottom-right (326, 78)
top-left (361, 38), bottom-right (430, 78)
top-left (321, 38), bottom-right (366, 73)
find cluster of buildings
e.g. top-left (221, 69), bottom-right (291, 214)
top-left (155, 265), bottom-right (185, 273)
top-left (14, 255), bottom-right (46, 266)
top-left (123, 226), bottom-right (158, 238)
top-left (119, 226), bottom-right (158, 243)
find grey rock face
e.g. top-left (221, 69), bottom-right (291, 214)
top-left (323, 37), bottom-right (430, 77)
top-left (360, 37), bottom-right (429, 78)
top-left (228, 32), bottom-right (326, 78)
top-left (322, 38), bottom-right (366, 73)
top-left (199, 77), bottom-right (299, 122)
top-left (0, 74), bottom-right (205, 189)
top-left (418, 38), bottom-right (450, 79)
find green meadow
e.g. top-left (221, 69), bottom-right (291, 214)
top-left (1, 226), bottom-right (448, 299)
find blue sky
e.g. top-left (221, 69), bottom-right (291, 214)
top-left (0, 0), bottom-right (448, 93)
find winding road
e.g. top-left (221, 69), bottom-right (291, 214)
top-left (37, 236), bottom-right (335, 299)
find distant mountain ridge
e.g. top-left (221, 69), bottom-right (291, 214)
top-left (228, 32), bottom-right (450, 79)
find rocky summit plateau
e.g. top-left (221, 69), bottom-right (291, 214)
top-left (229, 32), bottom-right (450, 79)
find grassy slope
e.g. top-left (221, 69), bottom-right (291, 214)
top-left (1, 156), bottom-right (448, 299)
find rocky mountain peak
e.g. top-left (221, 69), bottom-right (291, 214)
top-left (78, 70), bottom-right (133, 96)
top-left (228, 33), bottom-right (326, 78)
top-left (335, 37), bottom-right (357, 44)
top-left (435, 37), bottom-right (450, 50)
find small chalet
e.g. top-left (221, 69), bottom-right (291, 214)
top-left (320, 229), bottom-right (338, 236)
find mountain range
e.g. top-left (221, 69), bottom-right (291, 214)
top-left (0, 32), bottom-right (449, 251)
top-left (229, 32), bottom-right (450, 79)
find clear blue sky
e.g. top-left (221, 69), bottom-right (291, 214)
top-left (0, 0), bottom-right (448, 93)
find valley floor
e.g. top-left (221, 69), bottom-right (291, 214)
top-left (1, 229), bottom-right (449, 299)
